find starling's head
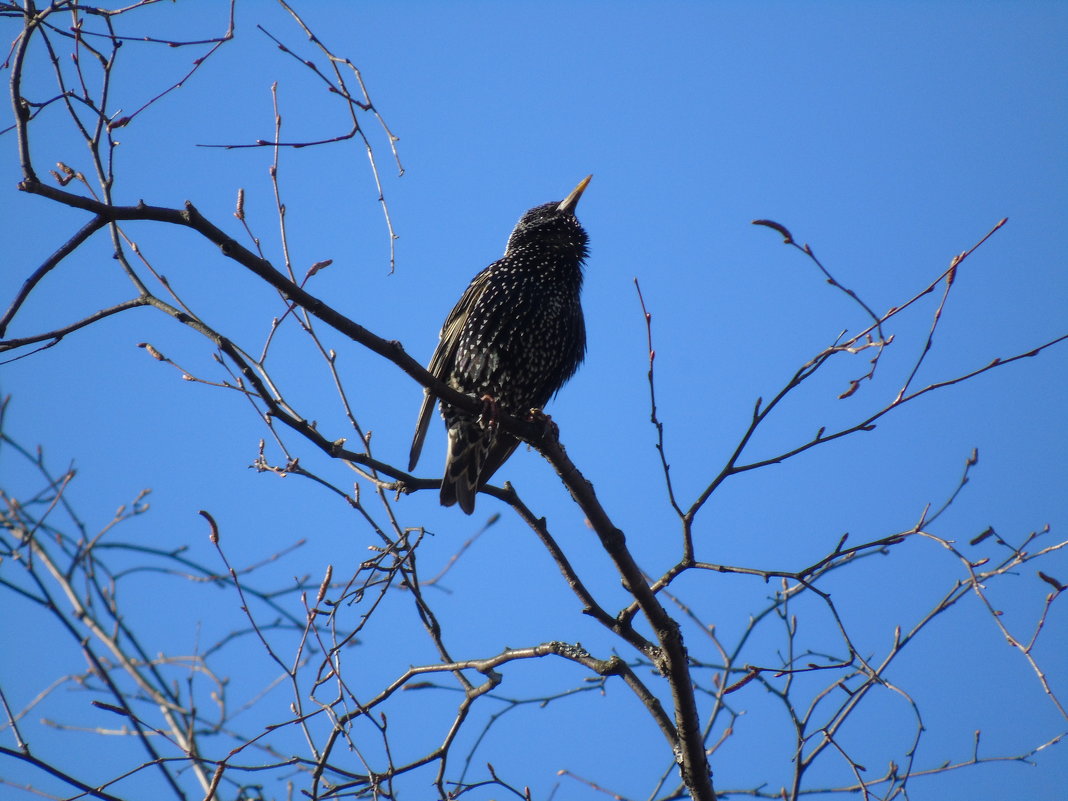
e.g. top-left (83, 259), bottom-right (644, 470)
top-left (505, 175), bottom-right (592, 259)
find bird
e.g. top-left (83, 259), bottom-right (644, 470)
top-left (408, 176), bottom-right (592, 514)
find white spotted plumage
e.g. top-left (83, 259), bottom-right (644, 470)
top-left (408, 178), bottom-right (592, 514)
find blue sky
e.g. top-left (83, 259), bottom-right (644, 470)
top-left (2, 2), bottom-right (1066, 800)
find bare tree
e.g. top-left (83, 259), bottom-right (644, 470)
top-left (1, 3), bottom-right (1065, 800)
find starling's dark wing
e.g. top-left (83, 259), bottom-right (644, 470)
top-left (407, 267), bottom-right (493, 471)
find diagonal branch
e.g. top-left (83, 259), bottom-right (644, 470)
top-left (0, 215), bottom-right (108, 337)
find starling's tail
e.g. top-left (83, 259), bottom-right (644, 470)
top-left (440, 423), bottom-right (519, 514)
top-left (440, 423), bottom-right (484, 514)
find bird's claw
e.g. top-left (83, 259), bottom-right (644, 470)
top-left (528, 408), bottom-right (559, 437)
top-left (478, 394), bottom-right (500, 428)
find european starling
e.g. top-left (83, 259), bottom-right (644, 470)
top-left (408, 176), bottom-right (592, 514)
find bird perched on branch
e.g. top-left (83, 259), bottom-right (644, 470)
top-left (408, 176), bottom-right (593, 514)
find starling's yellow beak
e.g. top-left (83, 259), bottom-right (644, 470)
top-left (557, 175), bottom-right (592, 215)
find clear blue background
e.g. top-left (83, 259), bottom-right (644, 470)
top-left (1, 2), bottom-right (1066, 799)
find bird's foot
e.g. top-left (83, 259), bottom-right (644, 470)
top-left (528, 408), bottom-right (559, 438)
top-left (478, 394), bottom-right (500, 429)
